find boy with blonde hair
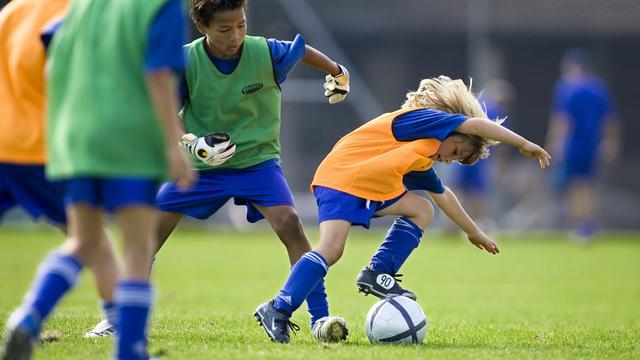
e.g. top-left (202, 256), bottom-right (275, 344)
top-left (255, 76), bottom-right (550, 343)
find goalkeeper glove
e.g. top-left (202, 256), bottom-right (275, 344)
top-left (180, 132), bottom-right (236, 167)
top-left (323, 63), bottom-right (350, 104)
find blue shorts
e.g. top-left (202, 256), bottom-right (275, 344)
top-left (0, 163), bottom-right (66, 225)
top-left (565, 156), bottom-right (595, 179)
top-left (156, 159), bottom-right (295, 222)
top-left (313, 186), bottom-right (404, 229)
top-left (553, 157), bottom-right (595, 191)
top-left (62, 177), bottom-right (159, 213)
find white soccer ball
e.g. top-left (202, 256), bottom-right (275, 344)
top-left (365, 295), bottom-right (427, 344)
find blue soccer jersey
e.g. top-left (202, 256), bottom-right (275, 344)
top-left (553, 75), bottom-right (614, 162)
top-left (393, 108), bottom-right (467, 194)
top-left (392, 108), bottom-right (468, 141)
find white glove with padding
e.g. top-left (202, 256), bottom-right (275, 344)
top-left (180, 132), bottom-right (236, 167)
top-left (323, 63), bottom-right (350, 104)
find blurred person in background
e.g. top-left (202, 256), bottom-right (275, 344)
top-left (0, 0), bottom-right (121, 345)
top-left (546, 49), bottom-right (621, 241)
top-left (450, 79), bottom-right (515, 233)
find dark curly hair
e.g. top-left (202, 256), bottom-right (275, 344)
top-left (190, 0), bottom-right (247, 27)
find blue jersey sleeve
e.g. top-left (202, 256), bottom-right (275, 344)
top-left (267, 34), bottom-right (306, 85)
top-left (403, 168), bottom-right (446, 194)
top-left (41, 19), bottom-right (64, 52)
top-left (145, 0), bottom-right (187, 73)
top-left (392, 109), bottom-right (468, 142)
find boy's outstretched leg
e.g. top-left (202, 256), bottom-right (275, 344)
top-left (258, 206), bottom-right (348, 342)
top-left (255, 220), bottom-right (351, 343)
top-left (83, 211), bottom-right (182, 339)
top-left (254, 250), bottom-right (327, 344)
top-left (113, 206), bottom-right (157, 360)
top-left (2, 205), bottom-right (103, 359)
top-left (83, 231), bottom-right (120, 338)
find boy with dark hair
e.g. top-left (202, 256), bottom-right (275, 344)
top-left (85, 0), bottom-right (351, 343)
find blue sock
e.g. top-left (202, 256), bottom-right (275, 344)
top-left (369, 217), bottom-right (423, 274)
top-left (101, 300), bottom-right (117, 326)
top-left (306, 279), bottom-right (329, 327)
top-left (287, 263), bottom-right (329, 328)
top-left (20, 252), bottom-right (83, 334)
top-left (274, 251), bottom-right (328, 316)
top-left (115, 281), bottom-right (153, 360)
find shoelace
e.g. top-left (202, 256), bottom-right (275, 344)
top-left (275, 318), bottom-right (300, 336)
top-left (392, 273), bottom-right (404, 283)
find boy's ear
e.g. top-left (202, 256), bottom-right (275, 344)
top-left (195, 22), bottom-right (207, 35)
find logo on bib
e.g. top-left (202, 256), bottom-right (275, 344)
top-left (376, 274), bottom-right (395, 290)
top-left (241, 83), bottom-right (264, 94)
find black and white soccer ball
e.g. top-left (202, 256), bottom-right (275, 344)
top-left (365, 295), bottom-right (427, 344)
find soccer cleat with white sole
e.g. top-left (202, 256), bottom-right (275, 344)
top-left (356, 266), bottom-right (417, 300)
top-left (254, 301), bottom-right (299, 344)
top-left (83, 319), bottom-right (116, 338)
top-left (312, 316), bottom-right (348, 343)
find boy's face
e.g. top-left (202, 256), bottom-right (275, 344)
top-left (431, 136), bottom-right (475, 164)
top-left (197, 8), bottom-right (247, 59)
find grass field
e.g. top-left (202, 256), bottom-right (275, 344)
top-left (1, 227), bottom-right (639, 359)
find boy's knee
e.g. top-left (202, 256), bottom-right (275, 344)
top-left (318, 247), bottom-right (343, 266)
top-left (272, 209), bottom-right (304, 237)
top-left (412, 198), bottom-right (434, 230)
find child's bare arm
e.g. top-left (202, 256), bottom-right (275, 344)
top-left (428, 187), bottom-right (499, 254)
top-left (146, 69), bottom-right (194, 190)
top-left (545, 114), bottom-right (568, 161)
top-left (302, 45), bottom-right (341, 75)
top-left (302, 45), bottom-right (349, 104)
top-left (456, 118), bottom-right (551, 168)
top-left (601, 116), bottom-right (621, 162)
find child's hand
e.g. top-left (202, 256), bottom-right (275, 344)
top-left (467, 231), bottom-right (499, 254)
top-left (519, 141), bottom-right (551, 169)
top-left (323, 64), bottom-right (350, 104)
top-left (167, 145), bottom-right (195, 191)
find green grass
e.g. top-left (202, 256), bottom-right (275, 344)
top-left (1, 227), bottom-right (639, 359)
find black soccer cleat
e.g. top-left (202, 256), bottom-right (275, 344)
top-left (356, 266), bottom-right (417, 300)
top-left (254, 301), bottom-right (300, 344)
top-left (2, 326), bottom-right (33, 360)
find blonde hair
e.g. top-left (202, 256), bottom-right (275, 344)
top-left (402, 75), bottom-right (505, 165)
